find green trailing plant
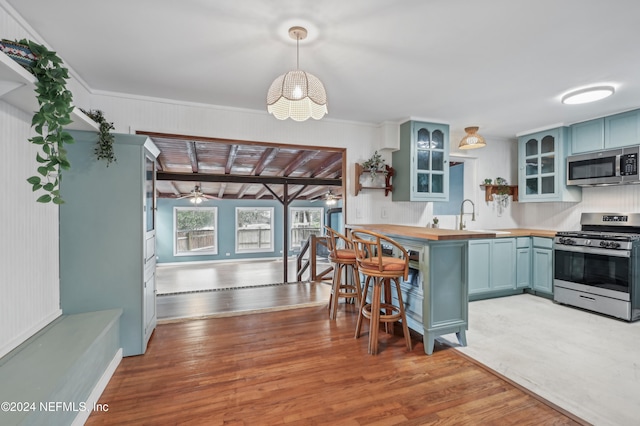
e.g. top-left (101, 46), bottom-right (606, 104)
top-left (361, 150), bottom-right (388, 180)
top-left (14, 39), bottom-right (75, 204)
top-left (80, 109), bottom-right (116, 165)
top-left (495, 177), bottom-right (509, 195)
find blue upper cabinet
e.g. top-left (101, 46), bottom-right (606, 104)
top-left (571, 118), bottom-right (604, 153)
top-left (606, 110), bottom-right (640, 149)
top-left (393, 120), bottom-right (449, 202)
top-left (517, 127), bottom-right (581, 202)
top-left (571, 109), bottom-right (640, 154)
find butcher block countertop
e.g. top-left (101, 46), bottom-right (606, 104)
top-left (345, 224), bottom-right (557, 241)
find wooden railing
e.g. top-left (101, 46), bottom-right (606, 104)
top-left (296, 235), bottom-right (333, 282)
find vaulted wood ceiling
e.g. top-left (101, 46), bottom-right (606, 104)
top-left (144, 132), bottom-right (344, 202)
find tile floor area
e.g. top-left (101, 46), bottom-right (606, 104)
top-left (440, 294), bottom-right (640, 426)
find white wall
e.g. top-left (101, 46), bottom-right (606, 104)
top-left (0, 0), bottom-right (94, 358)
top-left (0, 96), bottom-right (63, 358)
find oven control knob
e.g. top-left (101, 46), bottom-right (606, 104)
top-left (585, 239), bottom-right (591, 246)
top-left (600, 241), bottom-right (608, 248)
top-left (612, 242), bottom-right (621, 249)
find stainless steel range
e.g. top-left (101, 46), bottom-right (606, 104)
top-left (554, 212), bottom-right (640, 321)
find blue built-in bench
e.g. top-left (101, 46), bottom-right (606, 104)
top-left (0, 309), bottom-right (122, 426)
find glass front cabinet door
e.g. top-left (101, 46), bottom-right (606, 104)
top-left (517, 127), bottom-right (581, 203)
top-left (393, 120), bottom-right (450, 201)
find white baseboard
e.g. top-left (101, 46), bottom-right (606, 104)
top-left (71, 348), bottom-right (123, 426)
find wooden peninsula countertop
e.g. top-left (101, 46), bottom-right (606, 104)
top-left (345, 224), bottom-right (557, 241)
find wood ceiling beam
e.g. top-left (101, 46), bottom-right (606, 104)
top-left (186, 141), bottom-right (199, 173)
top-left (311, 153), bottom-right (343, 177)
top-left (157, 171), bottom-right (342, 187)
top-left (253, 148), bottom-right (279, 176)
top-left (217, 182), bottom-right (227, 199)
top-left (281, 151), bottom-right (317, 177)
top-left (225, 145), bottom-right (239, 174)
top-left (236, 184), bottom-right (250, 199)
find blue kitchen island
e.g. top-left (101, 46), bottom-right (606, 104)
top-left (345, 224), bottom-right (495, 355)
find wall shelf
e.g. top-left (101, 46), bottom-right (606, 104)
top-left (355, 163), bottom-right (394, 196)
top-left (0, 50), bottom-right (98, 131)
top-left (480, 184), bottom-right (519, 202)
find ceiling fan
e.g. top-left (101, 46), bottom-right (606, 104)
top-left (321, 190), bottom-right (342, 205)
top-left (177, 185), bottom-right (218, 204)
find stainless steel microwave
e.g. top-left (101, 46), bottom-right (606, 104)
top-left (566, 146), bottom-right (640, 186)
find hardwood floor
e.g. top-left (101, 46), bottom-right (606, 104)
top-left (157, 281), bottom-right (332, 320)
top-left (87, 305), bottom-right (585, 425)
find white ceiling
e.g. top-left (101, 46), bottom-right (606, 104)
top-left (6, 0), bottom-right (640, 140)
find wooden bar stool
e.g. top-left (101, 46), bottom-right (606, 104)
top-left (324, 226), bottom-right (361, 320)
top-left (351, 229), bottom-right (412, 355)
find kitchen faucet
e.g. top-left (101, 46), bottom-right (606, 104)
top-left (459, 199), bottom-right (476, 230)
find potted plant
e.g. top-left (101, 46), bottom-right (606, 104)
top-left (80, 109), bottom-right (116, 166)
top-left (4, 39), bottom-right (75, 203)
top-left (494, 177), bottom-right (510, 214)
top-left (361, 151), bottom-right (388, 181)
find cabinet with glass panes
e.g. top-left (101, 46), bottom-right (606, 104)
top-left (517, 127), bottom-right (581, 202)
top-left (393, 120), bottom-right (450, 201)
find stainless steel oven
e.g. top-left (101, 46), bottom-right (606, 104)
top-left (554, 213), bottom-right (640, 321)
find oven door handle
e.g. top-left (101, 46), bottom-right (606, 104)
top-left (554, 245), bottom-right (631, 258)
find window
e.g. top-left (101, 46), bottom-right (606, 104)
top-left (174, 207), bottom-right (218, 256)
top-left (236, 207), bottom-right (274, 253)
top-left (290, 207), bottom-right (324, 250)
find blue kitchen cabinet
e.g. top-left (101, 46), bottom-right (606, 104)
top-left (516, 237), bottom-right (531, 289)
top-left (468, 240), bottom-right (491, 294)
top-left (468, 238), bottom-right (516, 300)
top-left (531, 237), bottom-right (553, 297)
top-left (517, 127), bottom-right (581, 202)
top-left (570, 109), bottom-right (640, 153)
top-left (393, 120), bottom-right (449, 201)
top-left (605, 109), bottom-right (640, 149)
top-left (571, 118), bottom-right (604, 154)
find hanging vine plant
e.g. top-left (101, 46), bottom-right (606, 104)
top-left (80, 109), bottom-right (116, 166)
top-left (6, 39), bottom-right (75, 204)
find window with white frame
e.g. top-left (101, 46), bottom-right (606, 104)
top-left (290, 207), bottom-right (324, 250)
top-left (174, 207), bottom-right (218, 256)
top-left (236, 207), bottom-right (274, 253)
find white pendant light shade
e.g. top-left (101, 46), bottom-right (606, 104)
top-left (458, 126), bottom-right (486, 149)
top-left (267, 70), bottom-right (328, 121)
top-left (267, 26), bottom-right (328, 121)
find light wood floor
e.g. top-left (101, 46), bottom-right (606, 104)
top-left (88, 305), bottom-right (585, 425)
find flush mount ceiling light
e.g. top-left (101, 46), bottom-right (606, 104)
top-left (458, 126), bottom-right (486, 150)
top-left (561, 86), bottom-right (615, 105)
top-left (267, 26), bottom-right (328, 121)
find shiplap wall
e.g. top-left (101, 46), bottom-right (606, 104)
top-left (0, 101), bottom-right (62, 358)
top-left (0, 0), bottom-right (94, 358)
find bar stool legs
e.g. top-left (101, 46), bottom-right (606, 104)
top-left (355, 275), bottom-right (412, 355)
top-left (329, 261), bottom-right (361, 320)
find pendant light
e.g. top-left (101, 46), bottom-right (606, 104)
top-left (458, 126), bottom-right (486, 150)
top-left (267, 26), bottom-right (328, 121)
